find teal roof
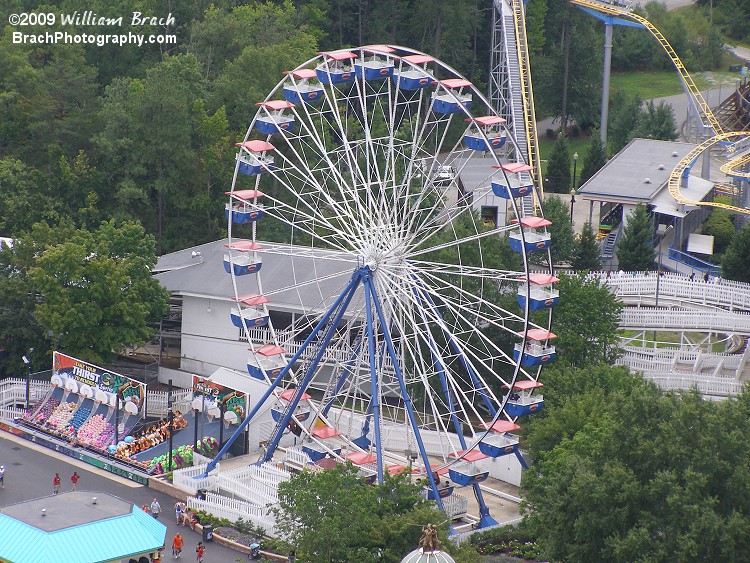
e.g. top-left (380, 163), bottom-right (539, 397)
top-left (0, 493), bottom-right (166, 563)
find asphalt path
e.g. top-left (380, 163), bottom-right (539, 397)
top-left (0, 432), bottom-right (247, 562)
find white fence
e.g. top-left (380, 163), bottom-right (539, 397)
top-left (619, 308), bottom-right (750, 334)
top-left (172, 463), bottom-right (218, 495)
top-left (596, 272), bottom-right (750, 311)
top-left (187, 492), bottom-right (278, 536)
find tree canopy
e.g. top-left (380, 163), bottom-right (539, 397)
top-left (522, 363), bottom-right (750, 562)
top-left (722, 223), bottom-right (750, 282)
top-left (275, 464), bottom-right (461, 563)
top-left (572, 220), bottom-right (602, 271)
top-left (545, 133), bottom-right (572, 194)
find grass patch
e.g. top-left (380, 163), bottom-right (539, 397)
top-left (610, 71), bottom-right (685, 99)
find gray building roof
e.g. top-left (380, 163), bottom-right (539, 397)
top-left (578, 138), bottom-right (699, 204)
top-left (155, 239), bottom-right (358, 312)
top-left (0, 492), bottom-right (165, 563)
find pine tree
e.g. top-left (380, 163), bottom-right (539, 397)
top-left (572, 221), bottom-right (601, 271)
top-left (616, 204), bottom-right (655, 271)
top-left (546, 132), bottom-right (571, 194)
top-left (579, 131), bottom-right (607, 185)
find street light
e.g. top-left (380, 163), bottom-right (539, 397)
top-left (572, 152), bottom-right (578, 193)
top-left (570, 191), bottom-right (576, 224)
top-left (22, 349), bottom-right (32, 410)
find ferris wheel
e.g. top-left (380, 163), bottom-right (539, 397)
top-left (214, 45), bottom-right (556, 528)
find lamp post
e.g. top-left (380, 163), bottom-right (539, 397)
top-left (572, 151), bottom-right (578, 193)
top-left (570, 191), bottom-right (576, 224)
top-left (22, 349), bottom-right (32, 410)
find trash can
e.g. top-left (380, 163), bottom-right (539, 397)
top-left (202, 524), bottom-right (213, 542)
top-left (197, 489), bottom-right (207, 501)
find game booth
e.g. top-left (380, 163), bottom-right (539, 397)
top-left (15, 352), bottom-right (248, 480)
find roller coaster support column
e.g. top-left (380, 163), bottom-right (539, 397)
top-left (575, 7), bottom-right (644, 146)
top-left (601, 22), bottom-right (613, 146)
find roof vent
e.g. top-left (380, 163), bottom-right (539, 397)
top-left (644, 178), bottom-right (652, 184)
top-left (658, 164), bottom-right (665, 170)
top-left (672, 151), bottom-right (679, 157)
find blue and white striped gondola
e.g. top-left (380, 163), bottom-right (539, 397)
top-left (354, 45), bottom-right (395, 80)
top-left (517, 273), bottom-right (560, 311)
top-left (513, 328), bottom-right (557, 367)
top-left (247, 344), bottom-right (287, 380)
top-left (508, 216), bottom-right (552, 254)
top-left (235, 140), bottom-right (275, 176)
top-left (255, 100), bottom-right (296, 135)
top-left (230, 293), bottom-right (270, 329)
top-left (464, 115), bottom-right (507, 152)
top-left (448, 458), bottom-right (490, 487)
top-left (491, 162), bottom-right (534, 199)
top-left (223, 240), bottom-right (263, 276)
top-left (392, 54), bottom-right (434, 90)
top-left (301, 441), bottom-right (340, 462)
top-left (502, 380), bottom-right (544, 417)
top-left (316, 50), bottom-right (356, 85)
top-left (283, 68), bottom-right (324, 105)
top-left (225, 189), bottom-right (265, 224)
top-left (432, 78), bottom-right (473, 114)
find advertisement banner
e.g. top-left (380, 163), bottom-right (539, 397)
top-left (52, 352), bottom-right (147, 415)
top-left (192, 376), bottom-right (247, 425)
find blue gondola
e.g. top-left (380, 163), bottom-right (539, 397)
top-left (255, 100), bottom-right (296, 135)
top-left (508, 216), bottom-right (552, 254)
top-left (301, 442), bottom-right (340, 462)
top-left (230, 307), bottom-right (270, 329)
top-left (478, 433), bottom-right (520, 458)
top-left (448, 462), bottom-right (489, 487)
top-left (283, 68), bottom-right (324, 104)
top-left (247, 344), bottom-right (287, 380)
top-left (425, 484), bottom-right (454, 500)
top-left (432, 78), bottom-right (473, 114)
top-left (354, 46), bottom-right (395, 80)
top-left (272, 407), bottom-right (311, 424)
top-left (514, 328), bottom-right (557, 367)
top-left (516, 273), bottom-right (560, 311)
top-left (224, 189), bottom-right (265, 225)
top-left (491, 162), bottom-right (534, 199)
top-left (503, 380), bottom-right (545, 417)
top-left (316, 51), bottom-right (356, 85)
top-left (235, 140), bottom-right (275, 176)
top-left (464, 116), bottom-right (507, 151)
top-left (392, 54), bottom-right (435, 90)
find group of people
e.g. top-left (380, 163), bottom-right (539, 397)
top-left (174, 500), bottom-right (199, 530)
top-left (169, 532), bottom-right (204, 562)
top-left (49, 471), bottom-right (79, 494)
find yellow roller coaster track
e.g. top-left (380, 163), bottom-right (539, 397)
top-left (570, 0), bottom-right (750, 215)
top-left (569, 0), bottom-right (724, 135)
top-left (669, 132), bottom-right (750, 215)
top-left (512, 0), bottom-right (545, 200)
top-left (719, 151), bottom-right (750, 179)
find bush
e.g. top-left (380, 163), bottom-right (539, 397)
top-left (546, 128), bottom-right (555, 139)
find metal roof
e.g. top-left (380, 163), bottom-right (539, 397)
top-left (0, 492), bottom-right (165, 563)
top-left (578, 138), bottom-right (698, 204)
top-left (154, 240), bottom-right (357, 314)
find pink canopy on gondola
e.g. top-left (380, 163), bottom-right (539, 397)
top-left (520, 328), bottom-right (557, 341)
top-left (503, 380), bottom-right (544, 391)
top-left (518, 273), bottom-right (560, 285)
top-left (362, 44), bottom-right (395, 53)
top-left (236, 140), bottom-right (275, 153)
top-left (225, 240), bottom-right (263, 251)
top-left (402, 54), bottom-right (434, 65)
top-left (256, 100), bottom-right (295, 110)
top-left (235, 294), bottom-right (269, 307)
top-left (440, 78), bottom-right (472, 89)
top-left (450, 449), bottom-right (488, 462)
top-left (320, 50), bottom-right (356, 61)
top-left (347, 451), bottom-right (377, 465)
top-left (312, 426), bottom-right (342, 439)
top-left (284, 68), bottom-right (317, 79)
top-left (278, 388), bottom-right (311, 402)
top-left (467, 115), bottom-right (507, 126)
top-left (250, 344), bottom-right (286, 356)
top-left (512, 216), bottom-right (552, 228)
top-left (225, 189), bottom-right (265, 200)
top-left (482, 420), bottom-right (522, 433)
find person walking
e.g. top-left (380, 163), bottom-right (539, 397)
top-left (174, 500), bottom-right (184, 524)
top-left (172, 533), bottom-right (183, 558)
top-left (150, 498), bottom-right (162, 519)
top-left (53, 473), bottom-right (60, 494)
top-left (70, 471), bottom-right (79, 491)
top-left (195, 541), bottom-right (204, 563)
top-left (0, 465), bottom-right (5, 488)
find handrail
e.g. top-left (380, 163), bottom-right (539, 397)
top-left (512, 0), bottom-right (545, 199)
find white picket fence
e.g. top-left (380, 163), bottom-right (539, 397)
top-left (187, 492), bottom-right (278, 536)
top-left (216, 463), bottom-right (291, 506)
top-left (619, 308), bottom-right (750, 334)
top-left (172, 463), bottom-right (218, 495)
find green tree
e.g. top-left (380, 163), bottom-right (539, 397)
top-left (275, 464), bottom-right (449, 562)
top-left (24, 219), bottom-right (169, 364)
top-left (616, 203), bottom-right (655, 271)
top-left (722, 223), bottom-right (750, 282)
top-left (572, 220), bottom-right (602, 271)
top-left (608, 91), bottom-right (643, 154)
top-left (579, 131), bottom-right (607, 184)
top-left (522, 366), bottom-right (750, 563)
top-left (545, 133), bottom-right (572, 194)
top-left (549, 272), bottom-right (623, 367)
top-left (702, 208), bottom-right (735, 255)
top-left (540, 194), bottom-right (575, 264)
top-left (634, 100), bottom-right (679, 141)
